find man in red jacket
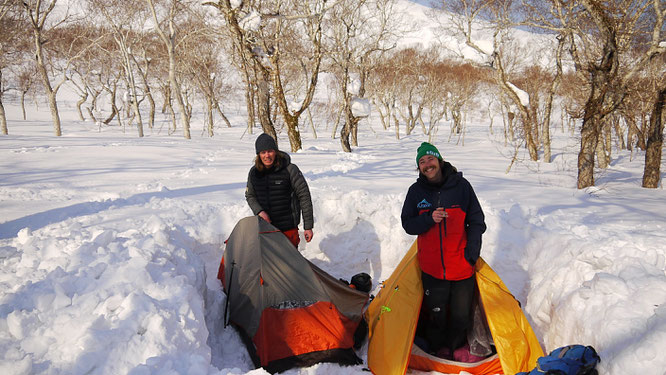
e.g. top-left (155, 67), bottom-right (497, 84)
top-left (401, 142), bottom-right (486, 359)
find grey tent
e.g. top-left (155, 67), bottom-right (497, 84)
top-left (217, 216), bottom-right (369, 373)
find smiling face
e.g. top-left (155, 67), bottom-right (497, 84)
top-left (418, 154), bottom-right (442, 182)
top-left (259, 149), bottom-right (277, 168)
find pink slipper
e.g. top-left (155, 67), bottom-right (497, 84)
top-left (453, 344), bottom-right (487, 363)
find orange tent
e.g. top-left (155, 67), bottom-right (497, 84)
top-left (218, 216), bottom-right (369, 373)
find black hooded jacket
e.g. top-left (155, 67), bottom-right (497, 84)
top-left (245, 152), bottom-right (314, 231)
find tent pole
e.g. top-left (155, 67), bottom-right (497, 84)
top-left (224, 261), bottom-right (236, 328)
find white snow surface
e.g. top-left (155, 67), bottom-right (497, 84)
top-left (2, 2), bottom-right (666, 375)
top-left (2, 90), bottom-right (665, 375)
top-left (350, 98), bottom-right (372, 118)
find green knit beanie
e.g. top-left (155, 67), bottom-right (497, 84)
top-left (416, 142), bottom-right (442, 165)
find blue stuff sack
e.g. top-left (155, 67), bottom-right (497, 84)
top-left (516, 344), bottom-right (600, 375)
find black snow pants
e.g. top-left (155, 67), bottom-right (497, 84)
top-left (421, 272), bottom-right (475, 352)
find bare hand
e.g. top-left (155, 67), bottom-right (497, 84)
top-left (258, 211), bottom-right (271, 223)
top-left (304, 229), bottom-right (313, 242)
top-left (432, 208), bottom-right (447, 223)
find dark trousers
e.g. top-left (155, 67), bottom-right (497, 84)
top-left (421, 272), bottom-right (475, 351)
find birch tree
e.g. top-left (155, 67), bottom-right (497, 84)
top-left (437, 0), bottom-right (565, 163)
top-left (522, 0), bottom-right (666, 188)
top-left (204, 0), bottom-right (276, 141)
top-left (22, 0), bottom-right (66, 136)
top-left (206, 0), bottom-right (328, 152)
top-left (324, 0), bottom-right (400, 152)
top-left (642, 55), bottom-right (666, 188)
top-left (0, 0), bottom-right (23, 135)
top-left (145, 0), bottom-right (192, 139)
top-left (90, 0), bottom-right (151, 137)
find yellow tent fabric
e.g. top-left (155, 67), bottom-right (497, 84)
top-left (365, 241), bottom-right (544, 375)
top-left (366, 241), bottom-right (423, 375)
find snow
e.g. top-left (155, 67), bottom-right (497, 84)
top-left (507, 82), bottom-right (530, 107)
top-left (347, 76), bottom-right (361, 96)
top-left (350, 98), bottom-right (371, 118)
top-left (1, 2), bottom-right (666, 375)
top-left (239, 11), bottom-right (261, 32)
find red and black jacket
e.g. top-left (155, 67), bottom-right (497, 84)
top-left (401, 162), bottom-right (486, 281)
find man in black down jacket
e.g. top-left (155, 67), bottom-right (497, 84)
top-left (245, 133), bottom-right (314, 247)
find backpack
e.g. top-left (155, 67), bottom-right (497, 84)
top-left (350, 272), bottom-right (372, 293)
top-left (516, 345), bottom-right (601, 375)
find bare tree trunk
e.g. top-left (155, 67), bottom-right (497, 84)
top-left (103, 107), bottom-right (117, 125)
top-left (24, 0), bottom-right (63, 136)
top-left (167, 95), bottom-right (176, 134)
top-left (377, 100), bottom-right (389, 129)
top-left (508, 112), bottom-right (515, 141)
top-left (638, 115), bottom-right (648, 150)
top-left (146, 0), bottom-right (189, 139)
top-left (206, 94), bottom-right (214, 137)
top-left (135, 54), bottom-right (155, 129)
top-left (104, 82), bottom-right (119, 125)
top-left (340, 108), bottom-right (352, 153)
top-left (522, 110), bottom-right (539, 161)
top-left (595, 122), bottom-right (611, 169)
top-left (307, 108), bottom-right (317, 139)
top-left (642, 87), bottom-right (665, 188)
top-left (542, 36), bottom-right (565, 163)
top-left (613, 115), bottom-right (626, 150)
top-left (576, 0), bottom-right (621, 189)
top-left (168, 57), bottom-right (189, 138)
top-left (256, 68), bottom-right (276, 139)
top-left (76, 91), bottom-right (87, 121)
top-left (331, 107), bottom-right (342, 138)
top-left (243, 65), bottom-right (256, 132)
top-left (214, 101), bottom-right (231, 127)
top-left (21, 90), bottom-right (27, 120)
top-left (0, 70), bottom-right (7, 135)
top-left (146, 89), bottom-right (155, 129)
top-left (0, 93), bottom-right (7, 135)
top-left (343, 98), bottom-right (360, 151)
top-left (339, 66), bottom-right (360, 151)
top-left (33, 30), bottom-right (62, 136)
top-left (351, 117), bottom-right (359, 146)
top-left (494, 52), bottom-right (538, 161)
top-left (578, 112), bottom-right (601, 188)
top-left (161, 86), bottom-right (169, 114)
top-left (284, 115), bottom-right (303, 151)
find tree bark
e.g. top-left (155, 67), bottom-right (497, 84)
top-left (206, 94), bottom-right (214, 137)
top-left (577, 111), bottom-right (602, 188)
top-left (21, 90), bottom-right (27, 120)
top-left (76, 91), bottom-right (87, 121)
top-left (256, 67), bottom-right (276, 139)
top-left (576, 0), bottom-right (621, 188)
top-left (33, 28), bottom-right (62, 136)
top-left (0, 94), bottom-right (7, 135)
top-left (0, 70), bottom-right (7, 135)
top-left (642, 87), bottom-right (665, 188)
